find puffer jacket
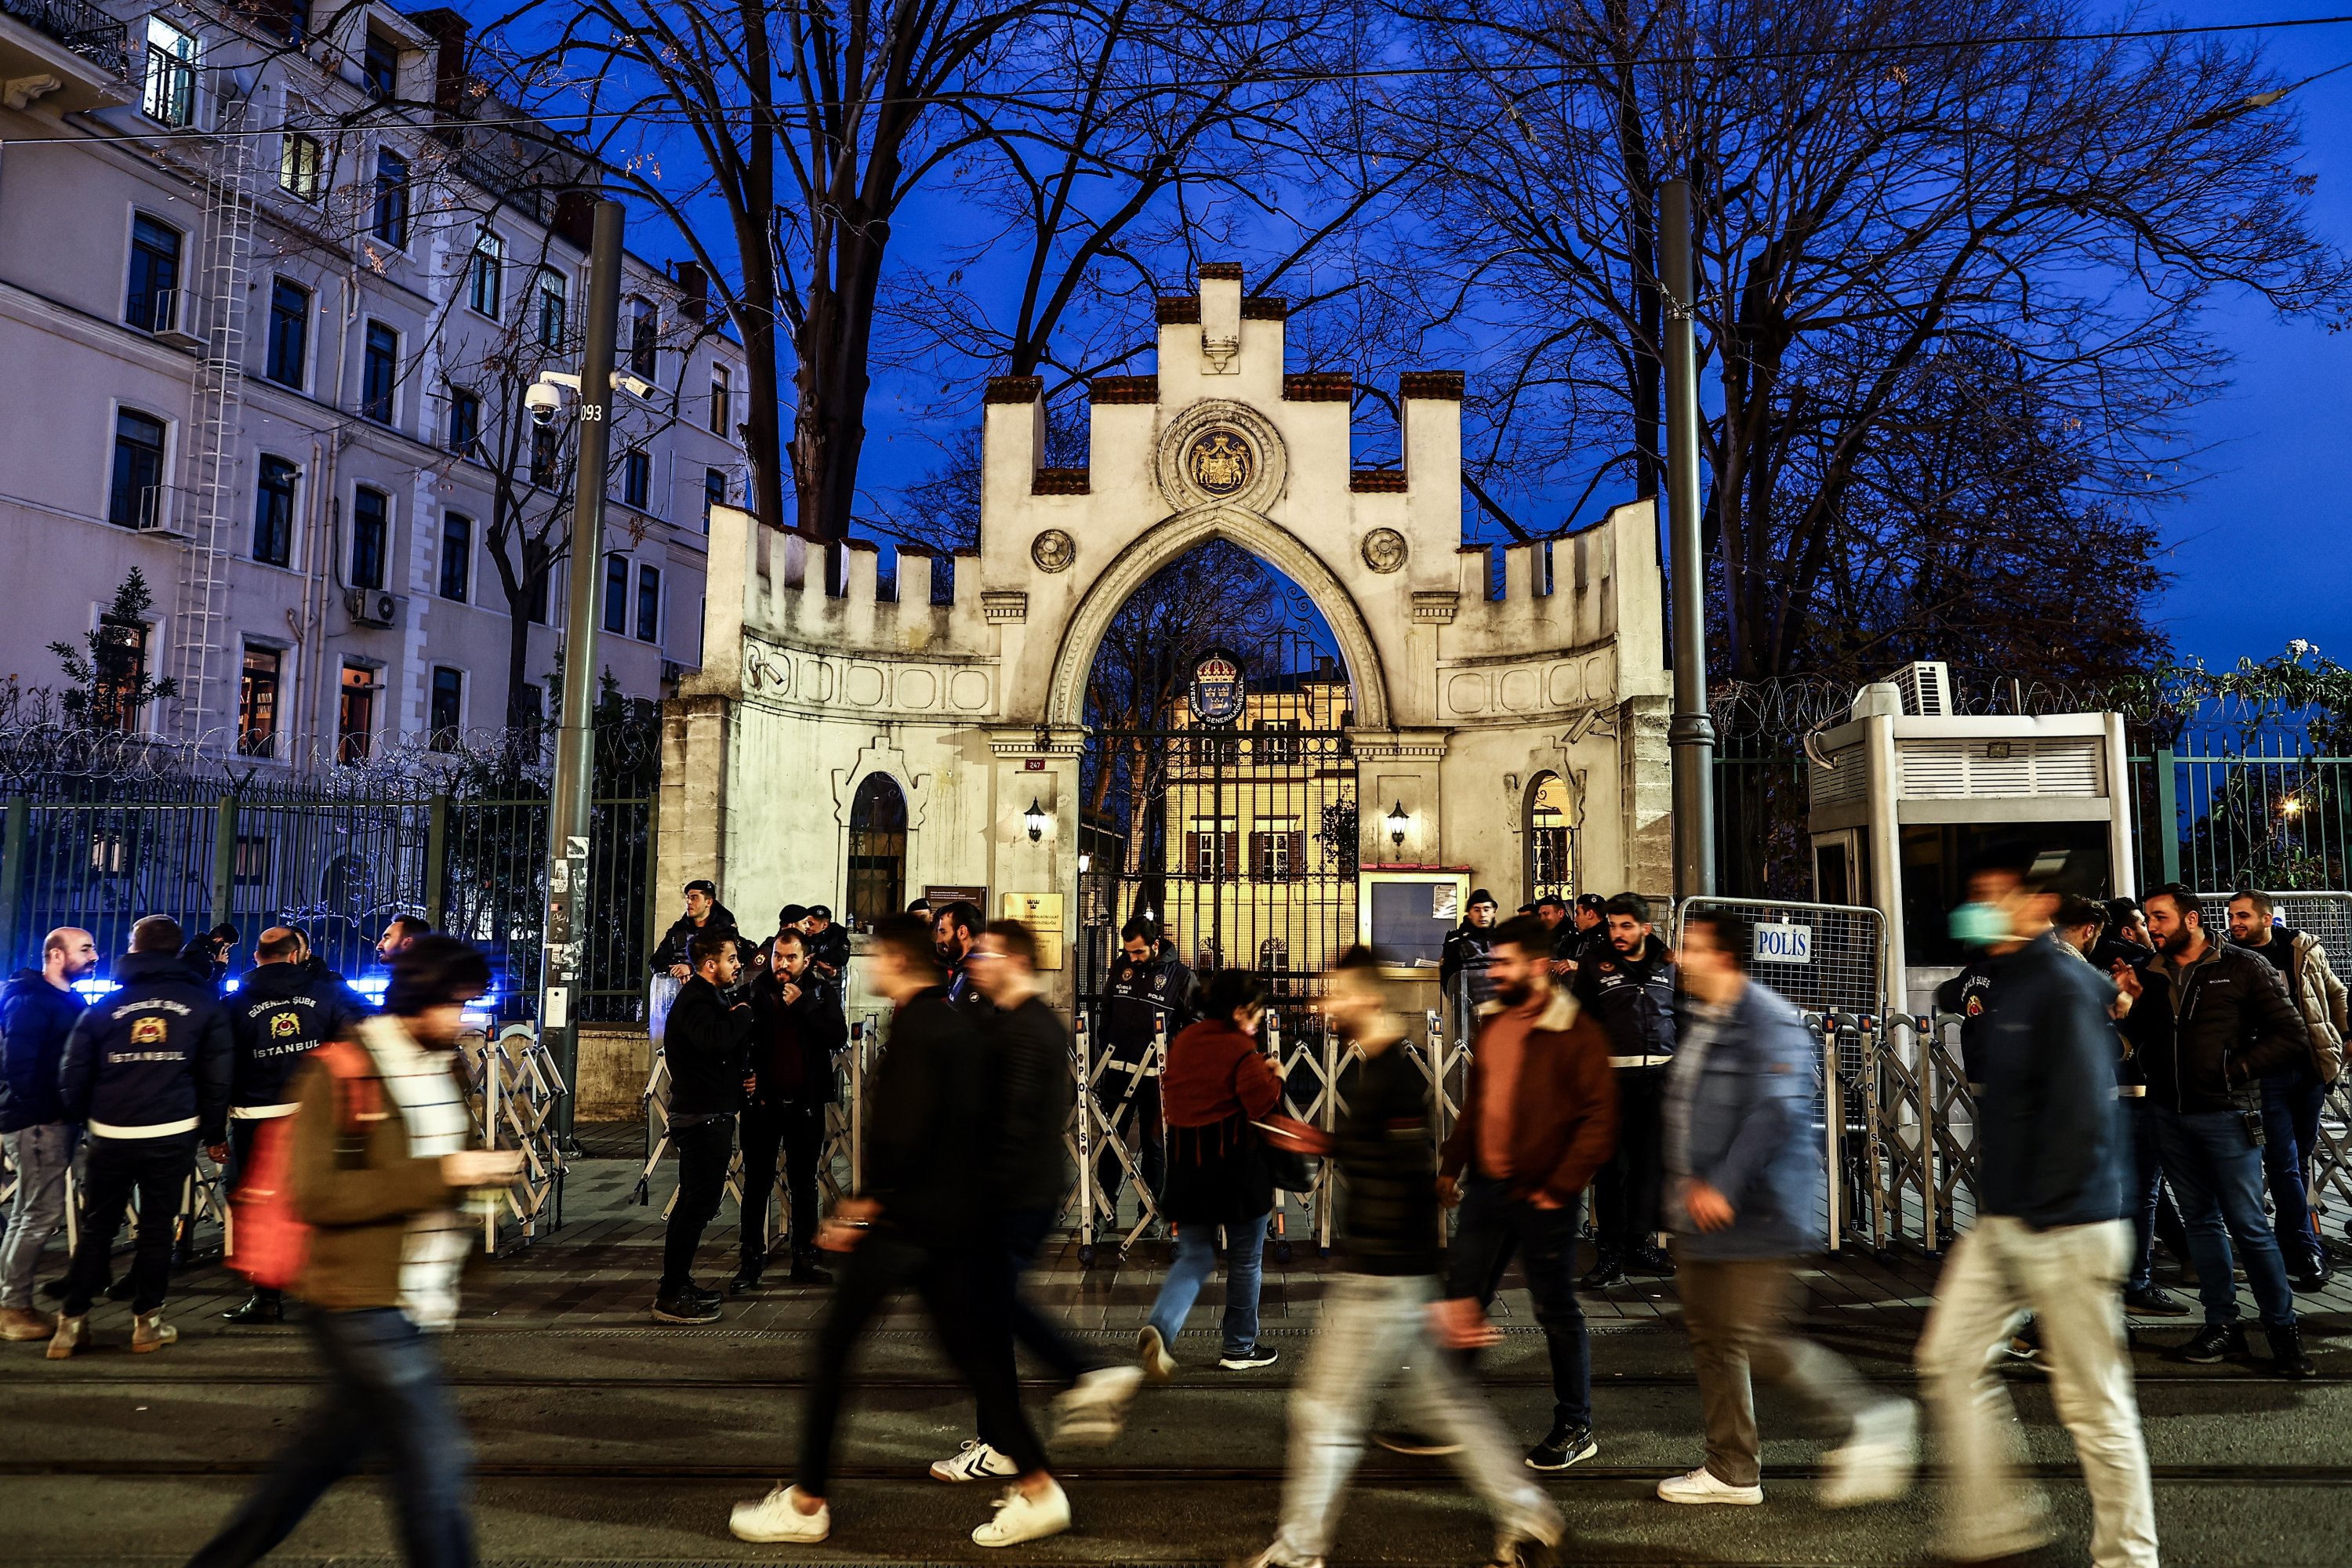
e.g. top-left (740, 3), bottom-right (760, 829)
top-left (2263, 929), bottom-right (2347, 1084)
top-left (1664, 979), bottom-right (1823, 1259)
top-left (1332, 1037), bottom-right (1440, 1276)
top-left (57, 951), bottom-right (233, 1142)
top-left (1, 969), bottom-right (85, 1131)
top-left (2118, 937), bottom-right (2309, 1114)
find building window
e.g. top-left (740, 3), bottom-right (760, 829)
top-left (846, 773), bottom-right (909, 929)
top-left (620, 449), bottom-right (650, 509)
top-left (448, 388), bottom-right (480, 456)
top-left (109, 408), bottom-right (167, 528)
top-left (361, 31), bottom-right (399, 100)
top-left (1251, 718), bottom-right (1298, 767)
top-left (535, 270), bottom-right (565, 349)
top-left (1249, 817), bottom-right (1304, 883)
top-left (371, 151), bottom-right (408, 247)
top-left (238, 646), bottom-right (281, 757)
top-left (466, 229), bottom-right (503, 318)
top-left (125, 214), bottom-right (181, 333)
top-left (254, 455), bottom-right (297, 566)
top-left (530, 423), bottom-right (557, 487)
top-left (709, 365), bottom-right (730, 435)
top-left (1527, 771), bottom-right (1574, 902)
top-left (439, 513), bottom-right (471, 602)
top-left (703, 466), bottom-right (726, 528)
top-left (337, 664), bottom-right (377, 762)
top-left (143, 20), bottom-right (197, 128)
top-left (627, 297), bottom-right (656, 376)
top-left (603, 554), bottom-right (629, 633)
top-left (253, 0), bottom-right (305, 42)
top-left (361, 321), bottom-right (398, 423)
top-left (263, 279), bottom-right (308, 387)
top-left (279, 131), bottom-right (323, 199)
top-left (350, 486), bottom-right (388, 590)
top-left (636, 564), bottom-right (662, 642)
top-left (91, 617), bottom-right (153, 732)
top-left (1186, 816), bottom-right (1237, 881)
top-left (428, 666), bottom-right (463, 749)
top-left (527, 564), bottom-right (549, 624)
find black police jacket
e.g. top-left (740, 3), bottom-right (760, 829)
top-left (57, 952), bottom-right (233, 1142)
top-left (1100, 949), bottom-right (1195, 1058)
top-left (1573, 933), bottom-right (1678, 1062)
top-left (228, 960), bottom-right (369, 1110)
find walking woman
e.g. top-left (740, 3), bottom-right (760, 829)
top-left (1138, 968), bottom-right (1284, 1375)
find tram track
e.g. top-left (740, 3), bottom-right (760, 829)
top-left (3, 1368), bottom-right (2342, 1389)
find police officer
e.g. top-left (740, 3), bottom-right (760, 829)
top-left (212, 926), bottom-right (368, 1323)
top-left (49, 916), bottom-right (233, 1356)
top-left (1439, 889), bottom-right (1501, 1011)
top-left (1095, 917), bottom-right (1194, 1215)
top-left (804, 905), bottom-right (851, 979)
top-left (1574, 892), bottom-right (1677, 1288)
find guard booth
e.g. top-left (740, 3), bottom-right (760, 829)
top-left (1804, 662), bottom-right (2136, 1014)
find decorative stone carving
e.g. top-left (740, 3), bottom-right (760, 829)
top-left (1154, 400), bottom-right (1287, 513)
top-left (1360, 528), bottom-right (1408, 574)
top-left (1029, 528), bottom-right (1076, 572)
top-left (982, 591), bottom-right (1029, 622)
top-left (1187, 431), bottom-right (1252, 495)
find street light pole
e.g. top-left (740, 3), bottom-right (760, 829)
top-left (541, 198), bottom-right (625, 1145)
top-left (1660, 178), bottom-right (1716, 899)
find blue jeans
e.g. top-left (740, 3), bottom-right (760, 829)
top-left (1443, 1175), bottom-right (1592, 1430)
top-left (185, 1308), bottom-right (475, 1568)
top-left (2260, 1069), bottom-right (2326, 1277)
top-left (2148, 1105), bottom-right (2296, 1329)
top-left (1147, 1210), bottom-right (1269, 1355)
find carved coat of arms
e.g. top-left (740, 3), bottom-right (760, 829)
top-left (1188, 432), bottom-right (1252, 495)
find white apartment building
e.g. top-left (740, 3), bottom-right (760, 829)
top-left (0, 0), bottom-right (746, 761)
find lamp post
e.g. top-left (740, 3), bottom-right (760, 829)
top-left (1660, 179), bottom-right (1716, 899)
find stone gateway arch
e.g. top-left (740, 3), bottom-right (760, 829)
top-left (659, 265), bottom-right (1671, 1007)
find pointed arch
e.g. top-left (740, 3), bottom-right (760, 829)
top-left (1044, 505), bottom-right (1392, 730)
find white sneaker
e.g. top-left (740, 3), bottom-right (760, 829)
top-left (931, 1439), bottom-right (1020, 1483)
top-left (1656, 1466), bottom-right (1763, 1505)
top-left (1054, 1364), bottom-right (1145, 1446)
top-left (729, 1483), bottom-right (829, 1542)
top-left (1817, 1399), bottom-right (1918, 1508)
top-left (971, 1479), bottom-right (1072, 1546)
top-left (1138, 1323), bottom-right (1178, 1383)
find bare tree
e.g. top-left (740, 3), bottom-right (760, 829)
top-left (1389, 0), bottom-right (2352, 679)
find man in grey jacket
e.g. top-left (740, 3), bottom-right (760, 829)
top-left (2226, 890), bottom-right (2343, 1291)
top-left (1653, 909), bottom-right (1914, 1509)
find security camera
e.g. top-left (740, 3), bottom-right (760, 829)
top-left (525, 380), bottom-right (563, 424)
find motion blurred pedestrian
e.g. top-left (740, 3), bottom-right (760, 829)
top-left (736, 926), bottom-right (840, 1294)
top-left (1137, 967), bottom-right (1286, 1377)
top-left (183, 937), bottom-right (524, 1568)
top-left (2226, 889), bottom-right (2343, 1292)
top-left (1424, 915), bottom-right (1616, 1472)
top-left (376, 914), bottom-right (430, 968)
top-left (1236, 946), bottom-right (1565, 1568)
top-left (1576, 892), bottom-right (1677, 1287)
top-left (49, 916), bottom-right (231, 1357)
top-left (654, 930), bottom-right (751, 1323)
top-left (1654, 909), bottom-right (1915, 1508)
top-left (931, 920), bottom-right (1142, 1485)
top-left (729, 914), bottom-right (1069, 1548)
top-left (0, 927), bottom-right (93, 1341)
top-left (216, 926), bottom-right (366, 1324)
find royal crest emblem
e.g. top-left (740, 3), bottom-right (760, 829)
top-left (272, 1012), bottom-right (302, 1038)
top-left (1188, 651), bottom-right (1247, 726)
top-left (1187, 431), bottom-right (1252, 495)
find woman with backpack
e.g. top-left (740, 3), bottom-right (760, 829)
top-left (184, 938), bottom-right (522, 1568)
top-left (1137, 968), bottom-right (1285, 1376)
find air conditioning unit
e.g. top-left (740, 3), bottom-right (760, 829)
top-left (149, 289), bottom-right (202, 351)
top-left (660, 659), bottom-right (687, 686)
top-left (345, 588), bottom-right (402, 628)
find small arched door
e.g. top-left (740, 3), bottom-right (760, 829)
top-left (845, 774), bottom-right (908, 930)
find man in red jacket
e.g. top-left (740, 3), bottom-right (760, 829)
top-left (1424, 915), bottom-right (1617, 1472)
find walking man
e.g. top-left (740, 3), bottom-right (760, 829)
top-left (1237, 946), bottom-right (1565, 1568)
top-left (2118, 884), bottom-right (2315, 1374)
top-left (0, 927), bottom-right (95, 1341)
top-left (1431, 914), bottom-right (1617, 1472)
top-left (1094, 916), bottom-right (1192, 1215)
top-left (655, 930), bottom-right (752, 1323)
top-left (931, 920), bottom-right (1142, 1483)
top-left (1656, 909), bottom-right (1915, 1508)
top-left (1916, 858), bottom-right (2156, 1568)
top-left (2225, 889), bottom-right (2343, 1291)
top-left (1577, 892), bottom-right (1678, 1287)
top-left (184, 937), bottom-right (524, 1568)
top-left (729, 914), bottom-right (1069, 1548)
top-left (216, 926), bottom-right (367, 1323)
top-left (49, 916), bottom-right (232, 1356)
top-left (736, 927), bottom-right (841, 1293)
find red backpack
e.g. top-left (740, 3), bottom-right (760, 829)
top-left (229, 1040), bottom-right (382, 1290)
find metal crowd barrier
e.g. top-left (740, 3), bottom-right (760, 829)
top-left (463, 1021), bottom-right (569, 1254)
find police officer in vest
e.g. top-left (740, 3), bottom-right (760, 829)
top-left (213, 926), bottom-right (369, 1324)
top-left (1095, 916), bottom-right (1194, 1218)
top-left (49, 916), bottom-right (234, 1357)
top-left (1573, 892), bottom-right (1678, 1288)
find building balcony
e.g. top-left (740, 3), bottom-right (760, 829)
top-left (2, 0), bottom-right (132, 114)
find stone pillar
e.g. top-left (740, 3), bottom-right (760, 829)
top-left (657, 693), bottom-right (735, 911)
top-left (1617, 693), bottom-right (1674, 898)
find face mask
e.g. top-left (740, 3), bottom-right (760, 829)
top-left (1949, 901), bottom-right (2011, 948)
